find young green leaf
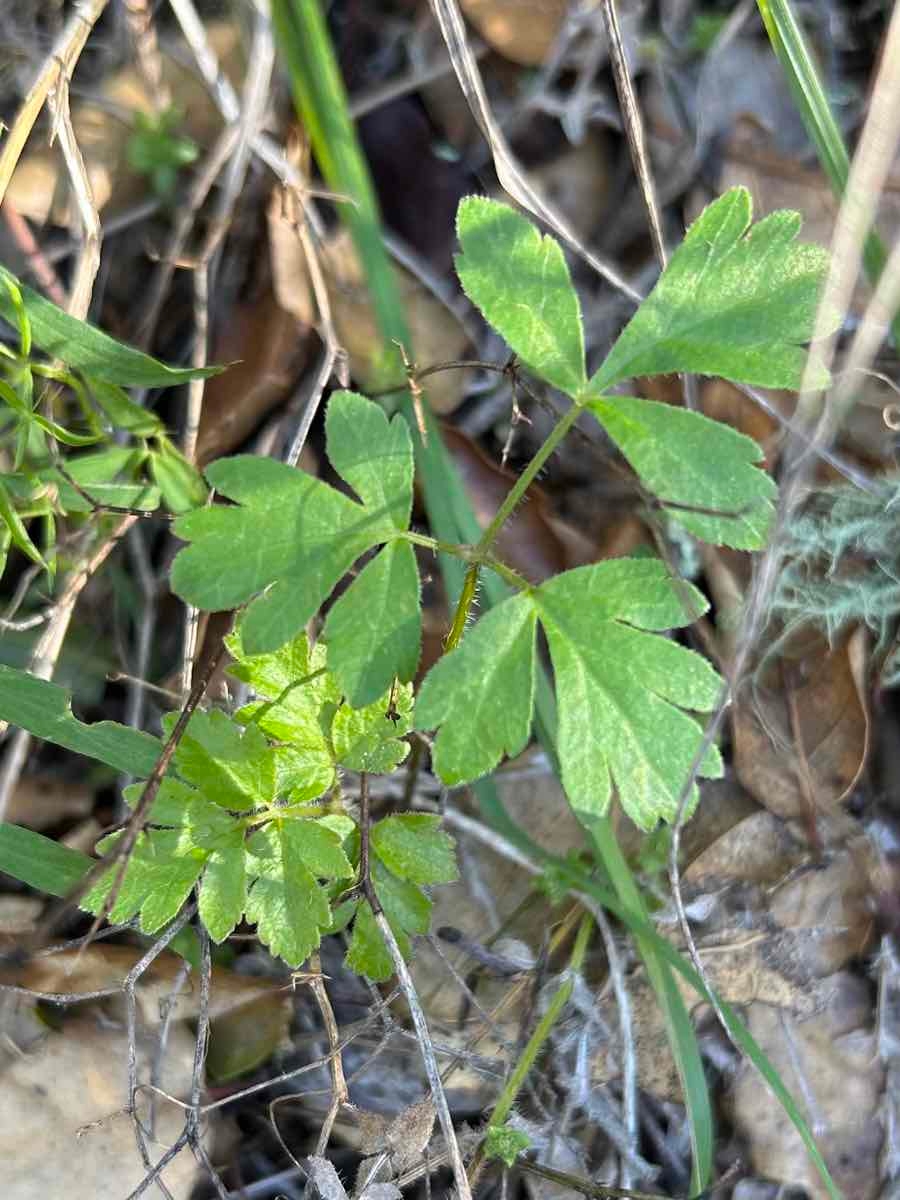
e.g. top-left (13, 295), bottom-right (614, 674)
top-left (415, 594), bottom-right (537, 785)
top-left (83, 829), bottom-right (206, 934)
top-left (456, 197), bottom-right (587, 397)
top-left (484, 1125), bottom-right (531, 1167)
top-left (325, 389), bottom-right (413, 530)
top-left (536, 562), bottom-right (723, 827)
top-left (370, 813), bottom-right (458, 886)
top-left (42, 446), bottom-right (161, 513)
top-left (331, 683), bottom-right (413, 773)
top-left (589, 395), bottom-right (776, 548)
top-left (199, 840), bottom-right (248, 943)
top-left (0, 266), bottom-right (223, 387)
top-left (345, 861), bottom-right (433, 982)
top-left (228, 628), bottom-right (338, 800)
top-left (122, 778), bottom-right (237, 848)
top-left (345, 901), bottom-right (392, 981)
top-left (244, 822), bottom-right (341, 966)
top-left (172, 392), bottom-right (417, 656)
top-left (590, 188), bottom-right (833, 392)
top-left (87, 379), bottom-right (164, 436)
top-left (417, 560), bottom-right (723, 830)
top-left (0, 477), bottom-right (48, 571)
top-left (169, 709), bottom-right (277, 812)
top-left (324, 541), bottom-right (421, 707)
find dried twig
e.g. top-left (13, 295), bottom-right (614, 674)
top-left (355, 775), bottom-right (472, 1200)
top-left (0, 0), bottom-right (109, 206)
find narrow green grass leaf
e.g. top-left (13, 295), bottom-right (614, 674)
top-left (456, 197), bottom-right (587, 396)
top-left (324, 541), bottom-right (421, 707)
top-left (590, 187), bottom-right (833, 392)
top-left (0, 266), bottom-right (222, 387)
top-left (0, 666), bottom-right (161, 776)
top-left (589, 395), bottom-right (775, 548)
top-left (0, 477), bottom-right (48, 570)
top-left (758, 0), bottom-right (890, 325)
top-left (0, 822), bottom-right (93, 896)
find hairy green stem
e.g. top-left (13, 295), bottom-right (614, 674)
top-left (476, 401), bottom-right (581, 556)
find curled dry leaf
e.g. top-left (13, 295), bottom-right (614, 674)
top-left (704, 543), bottom-right (870, 823)
top-left (268, 211), bottom-right (469, 414)
top-left (354, 1096), bottom-right (436, 1173)
top-left (732, 627), bottom-right (870, 824)
top-left (461, 0), bottom-right (569, 66)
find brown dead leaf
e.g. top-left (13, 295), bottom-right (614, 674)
top-left (1, 943), bottom-right (289, 1027)
top-left (268, 212), bottom-right (469, 414)
top-left (729, 973), bottom-right (883, 1200)
top-left (732, 628), bottom-right (869, 824)
top-left (354, 1096), bottom-right (436, 1172)
top-left (461, 0), bottom-right (569, 66)
top-left (4, 773), bottom-right (93, 830)
top-left (702, 544), bottom-right (870, 824)
top-left (195, 286), bottom-right (310, 466)
top-left (205, 987), bottom-right (292, 1083)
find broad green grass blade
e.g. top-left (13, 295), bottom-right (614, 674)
top-left (0, 666), bottom-right (161, 775)
top-left (757, 0), bottom-right (895, 341)
top-left (0, 822), bottom-right (93, 896)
